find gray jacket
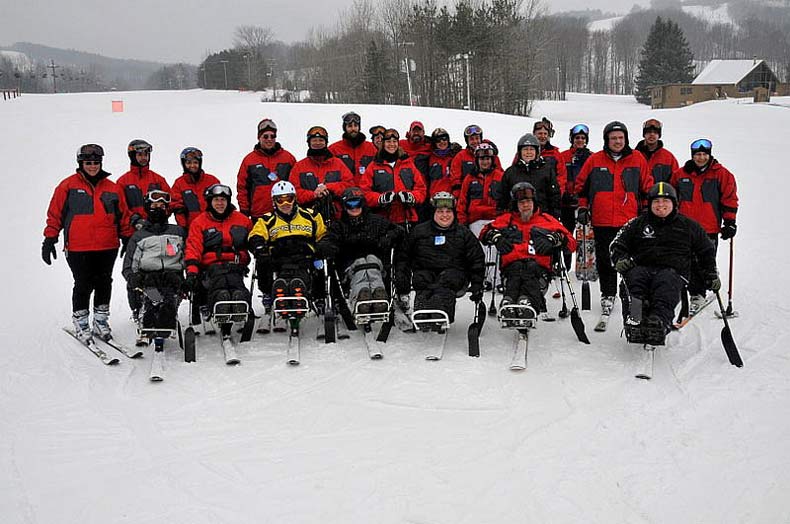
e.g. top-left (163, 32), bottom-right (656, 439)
top-left (122, 223), bottom-right (187, 279)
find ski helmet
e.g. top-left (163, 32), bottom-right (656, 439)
top-left (690, 138), bottom-right (712, 155)
top-left (474, 142), bottom-right (496, 159)
top-left (463, 124), bottom-right (483, 144)
top-left (369, 125), bottom-right (386, 138)
top-left (342, 111), bottom-right (361, 129)
top-left (646, 181), bottom-right (677, 219)
top-left (341, 186), bottom-right (365, 210)
top-left (383, 128), bottom-right (400, 141)
top-left (517, 133), bottom-right (541, 153)
top-left (603, 121), bottom-right (629, 146)
top-left (642, 118), bottom-right (662, 137)
top-left (482, 138), bottom-right (499, 156)
top-left (511, 182), bottom-right (536, 202)
top-left (204, 183), bottom-right (232, 203)
top-left (128, 139), bottom-right (153, 167)
top-left (77, 143), bottom-right (104, 162)
top-left (257, 118), bottom-right (277, 136)
top-left (430, 191), bottom-right (456, 210)
top-left (306, 126), bottom-right (329, 144)
top-left (431, 127), bottom-right (450, 144)
top-left (569, 124), bottom-right (589, 144)
top-left (180, 147), bottom-right (203, 171)
top-left (271, 180), bottom-right (296, 199)
top-left (533, 117), bottom-right (555, 138)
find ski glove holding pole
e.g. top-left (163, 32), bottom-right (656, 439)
top-left (576, 207), bottom-right (590, 225)
top-left (41, 237), bottom-right (57, 265)
top-left (398, 191), bottom-right (416, 205)
top-left (720, 219), bottom-right (737, 240)
top-left (706, 272), bottom-right (722, 292)
top-left (487, 233), bottom-right (513, 255)
top-left (184, 273), bottom-right (199, 293)
top-left (469, 285), bottom-right (484, 302)
top-left (614, 256), bottom-right (635, 274)
top-left (378, 192), bottom-right (395, 205)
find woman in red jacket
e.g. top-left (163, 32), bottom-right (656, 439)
top-left (170, 147), bottom-right (221, 228)
top-left (42, 144), bottom-right (133, 342)
top-left (361, 128), bottom-right (427, 228)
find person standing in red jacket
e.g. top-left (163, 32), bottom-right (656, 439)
top-left (170, 147), bottom-right (221, 228)
top-left (574, 121), bottom-right (652, 319)
top-left (457, 143), bottom-right (504, 230)
top-left (117, 139), bottom-right (170, 230)
top-left (533, 117), bottom-right (568, 198)
top-left (560, 124), bottom-right (592, 268)
top-left (362, 128), bottom-right (427, 228)
top-left (328, 111), bottom-right (378, 186)
top-left (450, 124), bottom-right (484, 195)
top-left (670, 138), bottom-right (739, 313)
top-left (634, 118), bottom-right (679, 185)
top-left (399, 120), bottom-right (433, 182)
top-left (291, 125), bottom-right (354, 222)
top-left (42, 144), bottom-right (133, 342)
top-left (480, 182), bottom-right (576, 317)
top-left (184, 184), bottom-right (253, 320)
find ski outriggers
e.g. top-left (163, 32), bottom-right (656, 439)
top-left (481, 182), bottom-right (577, 369)
top-left (610, 182), bottom-right (721, 378)
top-left (184, 184), bottom-right (253, 364)
top-left (394, 192), bottom-right (486, 360)
top-left (248, 180), bottom-right (327, 365)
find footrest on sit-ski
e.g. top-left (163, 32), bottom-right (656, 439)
top-left (138, 328), bottom-right (177, 341)
top-left (498, 304), bottom-right (537, 329)
top-left (272, 296), bottom-right (310, 319)
top-left (354, 299), bottom-right (391, 325)
top-left (410, 309), bottom-right (450, 333)
top-left (213, 301), bottom-right (249, 324)
top-left (624, 325), bottom-right (666, 346)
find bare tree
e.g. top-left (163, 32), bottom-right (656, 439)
top-left (233, 25), bottom-right (276, 56)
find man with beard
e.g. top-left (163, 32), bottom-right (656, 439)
top-left (329, 111), bottom-right (378, 186)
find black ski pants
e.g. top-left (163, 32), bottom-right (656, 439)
top-left (624, 265), bottom-right (683, 330)
top-left (593, 226), bottom-right (619, 297)
top-left (688, 234), bottom-right (719, 296)
top-left (502, 259), bottom-right (550, 312)
top-left (203, 264), bottom-right (251, 310)
top-left (413, 268), bottom-right (467, 323)
top-left (66, 249), bottom-right (118, 312)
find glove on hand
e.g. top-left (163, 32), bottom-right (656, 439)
top-left (547, 231), bottom-right (565, 248)
top-left (614, 257), bottom-right (636, 274)
top-left (398, 191), bottom-right (416, 205)
top-left (494, 234), bottom-right (513, 255)
top-left (706, 272), bottom-right (722, 292)
top-left (41, 237), bottom-right (57, 265)
top-left (128, 272), bottom-right (144, 290)
top-left (469, 287), bottom-right (484, 302)
top-left (378, 192), bottom-right (395, 206)
top-left (576, 207), bottom-right (590, 225)
top-left (720, 219), bottom-right (737, 240)
top-left (561, 193), bottom-right (579, 207)
top-left (184, 273), bottom-right (199, 293)
top-left (249, 237), bottom-right (268, 258)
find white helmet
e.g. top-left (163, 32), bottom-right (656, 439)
top-left (271, 180), bottom-right (296, 199)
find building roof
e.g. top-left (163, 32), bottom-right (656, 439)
top-left (692, 59), bottom-right (764, 85)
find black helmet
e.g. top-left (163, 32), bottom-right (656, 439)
top-left (128, 139), bottom-right (153, 166)
top-left (646, 181), bottom-right (677, 203)
top-left (77, 143), bottom-right (104, 163)
top-left (569, 124), bottom-right (589, 144)
top-left (342, 111), bottom-right (361, 129)
top-left (341, 186), bottom-right (366, 210)
top-left (603, 121), bottom-right (629, 146)
top-left (517, 133), bottom-right (540, 153)
top-left (511, 182), bottom-right (536, 201)
top-left (180, 147), bottom-right (203, 171)
top-left (204, 183), bottom-right (232, 204)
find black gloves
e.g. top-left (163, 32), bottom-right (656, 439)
top-left (378, 192), bottom-right (395, 206)
top-left (119, 237), bottom-right (130, 258)
top-left (576, 207), bottom-right (590, 225)
top-left (378, 230), bottom-right (400, 251)
top-left (547, 231), bottom-right (565, 248)
top-left (494, 234), bottom-right (513, 255)
top-left (614, 256), bottom-right (636, 274)
top-left (561, 193), bottom-right (579, 207)
top-left (706, 272), bottom-right (722, 292)
top-left (41, 237), bottom-right (57, 265)
top-left (184, 273), bottom-right (199, 293)
top-left (398, 191), bottom-right (416, 205)
top-left (249, 237), bottom-right (268, 259)
top-left (127, 272), bottom-right (144, 290)
top-left (469, 286), bottom-right (484, 302)
top-left (720, 219), bottom-right (737, 240)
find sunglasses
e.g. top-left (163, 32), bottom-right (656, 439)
top-left (344, 198), bottom-right (363, 209)
top-left (147, 190), bottom-right (171, 204)
top-left (260, 133), bottom-right (276, 139)
top-left (571, 124), bottom-right (589, 135)
top-left (691, 138), bottom-right (712, 151)
top-left (82, 160), bottom-right (101, 166)
top-left (274, 194), bottom-right (295, 205)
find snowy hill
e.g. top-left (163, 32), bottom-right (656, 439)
top-left (587, 3), bottom-right (736, 32)
top-left (2, 90), bottom-right (789, 523)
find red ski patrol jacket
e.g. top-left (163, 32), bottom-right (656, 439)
top-left (455, 147), bottom-right (503, 196)
top-left (117, 165), bottom-right (170, 227)
top-left (671, 158), bottom-right (739, 234)
top-left (170, 170), bottom-right (222, 228)
top-left (560, 146), bottom-right (592, 196)
top-left (290, 153), bottom-right (354, 220)
top-left (44, 170), bottom-right (133, 251)
top-left (361, 154), bottom-right (427, 225)
top-left (329, 137), bottom-right (378, 186)
top-left (457, 167), bottom-right (505, 225)
top-left (185, 209), bottom-right (252, 274)
top-left (426, 149), bottom-right (457, 198)
top-left (400, 138), bottom-right (433, 180)
top-left (236, 144), bottom-right (297, 219)
top-left (574, 148), bottom-right (652, 228)
top-left (635, 140), bottom-right (679, 185)
top-left (540, 143), bottom-right (568, 197)
top-left (481, 210), bottom-right (576, 271)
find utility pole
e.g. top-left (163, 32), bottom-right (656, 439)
top-left (243, 54), bottom-right (252, 89)
top-left (402, 42), bottom-right (415, 106)
top-left (48, 60), bottom-right (59, 93)
top-left (463, 53), bottom-right (471, 110)
top-left (199, 66), bottom-right (207, 88)
top-left (219, 60), bottom-right (229, 90)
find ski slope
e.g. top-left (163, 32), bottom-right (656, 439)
top-left (2, 90), bottom-right (789, 523)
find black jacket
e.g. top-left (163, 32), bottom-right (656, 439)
top-left (317, 208), bottom-right (404, 271)
top-left (610, 209), bottom-right (716, 280)
top-left (500, 157), bottom-right (561, 217)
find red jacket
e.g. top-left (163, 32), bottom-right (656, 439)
top-left (426, 150), bottom-right (456, 197)
top-left (540, 144), bottom-right (568, 196)
top-left (452, 147), bottom-right (503, 196)
top-left (361, 155), bottom-right (427, 224)
top-left (185, 209), bottom-right (252, 274)
top-left (236, 144), bottom-right (297, 219)
top-left (117, 166), bottom-right (170, 226)
top-left (636, 140), bottom-right (679, 185)
top-left (329, 138), bottom-right (378, 186)
top-left (290, 153), bottom-right (354, 219)
top-left (170, 170), bottom-right (221, 228)
top-left (480, 210), bottom-right (576, 271)
top-left (671, 159), bottom-right (738, 234)
top-left (44, 171), bottom-right (133, 252)
top-left (560, 147), bottom-right (592, 196)
top-left (457, 167), bottom-right (504, 225)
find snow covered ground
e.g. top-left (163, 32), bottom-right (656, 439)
top-left (2, 89), bottom-right (789, 523)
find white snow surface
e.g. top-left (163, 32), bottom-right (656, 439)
top-left (2, 90), bottom-right (789, 523)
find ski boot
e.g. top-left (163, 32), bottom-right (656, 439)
top-left (72, 309), bottom-right (92, 342)
top-left (92, 304), bottom-right (112, 341)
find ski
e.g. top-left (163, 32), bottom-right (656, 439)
top-left (63, 327), bottom-right (120, 365)
top-left (635, 344), bottom-right (656, 380)
top-left (362, 326), bottom-right (383, 360)
top-left (287, 320), bottom-right (301, 365)
top-left (673, 296), bottom-right (716, 330)
top-left (509, 329), bottom-right (529, 371)
top-left (97, 336), bottom-right (144, 359)
top-left (394, 306), bottom-right (415, 333)
top-left (594, 313), bottom-right (610, 332)
top-left (221, 337), bottom-right (240, 365)
top-left (149, 348), bottom-right (165, 382)
top-left (424, 330), bottom-right (448, 361)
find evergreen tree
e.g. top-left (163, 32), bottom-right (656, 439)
top-left (634, 16), bottom-right (695, 104)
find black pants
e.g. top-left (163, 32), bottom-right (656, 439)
top-left (623, 266), bottom-right (683, 329)
top-left (274, 263), bottom-right (324, 300)
top-left (560, 207), bottom-right (577, 269)
top-left (66, 249), bottom-right (118, 311)
top-left (137, 272), bottom-right (183, 330)
top-left (413, 268), bottom-right (467, 323)
top-left (688, 234), bottom-right (719, 296)
top-left (593, 226), bottom-right (619, 297)
top-left (502, 259), bottom-right (550, 311)
top-left (203, 265), bottom-right (251, 309)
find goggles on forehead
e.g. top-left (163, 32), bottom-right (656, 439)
top-left (78, 144), bottom-right (104, 161)
top-left (342, 112), bottom-right (361, 125)
top-left (571, 124), bottom-right (589, 136)
top-left (128, 142), bottom-right (153, 154)
top-left (180, 147), bottom-right (203, 161)
top-left (384, 132), bottom-right (400, 141)
top-left (691, 138), bottom-right (712, 152)
top-left (464, 125), bottom-right (482, 137)
top-left (147, 190), bottom-right (171, 204)
top-left (206, 184), bottom-right (232, 199)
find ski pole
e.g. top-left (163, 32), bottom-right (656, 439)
top-left (726, 238), bottom-right (735, 317)
top-left (488, 251), bottom-right (499, 316)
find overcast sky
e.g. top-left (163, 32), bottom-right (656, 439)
top-left (2, 0), bottom-right (645, 64)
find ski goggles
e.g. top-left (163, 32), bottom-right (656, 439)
top-left (690, 138), bottom-right (712, 153)
top-left (570, 124), bottom-right (589, 136)
top-left (369, 126), bottom-right (385, 138)
top-left (344, 197), bottom-right (364, 209)
top-left (464, 125), bottom-right (482, 137)
top-left (383, 130), bottom-right (400, 141)
top-left (77, 143), bottom-right (104, 160)
top-left (431, 196), bottom-right (456, 210)
top-left (205, 184), bottom-right (232, 199)
top-left (433, 133), bottom-right (450, 143)
top-left (128, 142), bottom-right (153, 154)
top-left (273, 194), bottom-right (296, 205)
top-left (146, 190), bottom-right (171, 204)
top-left (180, 147), bottom-right (203, 161)
top-left (307, 126), bottom-right (328, 141)
top-left (258, 118), bottom-right (277, 134)
top-left (342, 112), bottom-right (361, 126)
top-left (82, 160), bottom-right (101, 166)
top-left (642, 118), bottom-right (662, 133)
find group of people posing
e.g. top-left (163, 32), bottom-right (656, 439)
top-left (42, 111), bottom-right (738, 350)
